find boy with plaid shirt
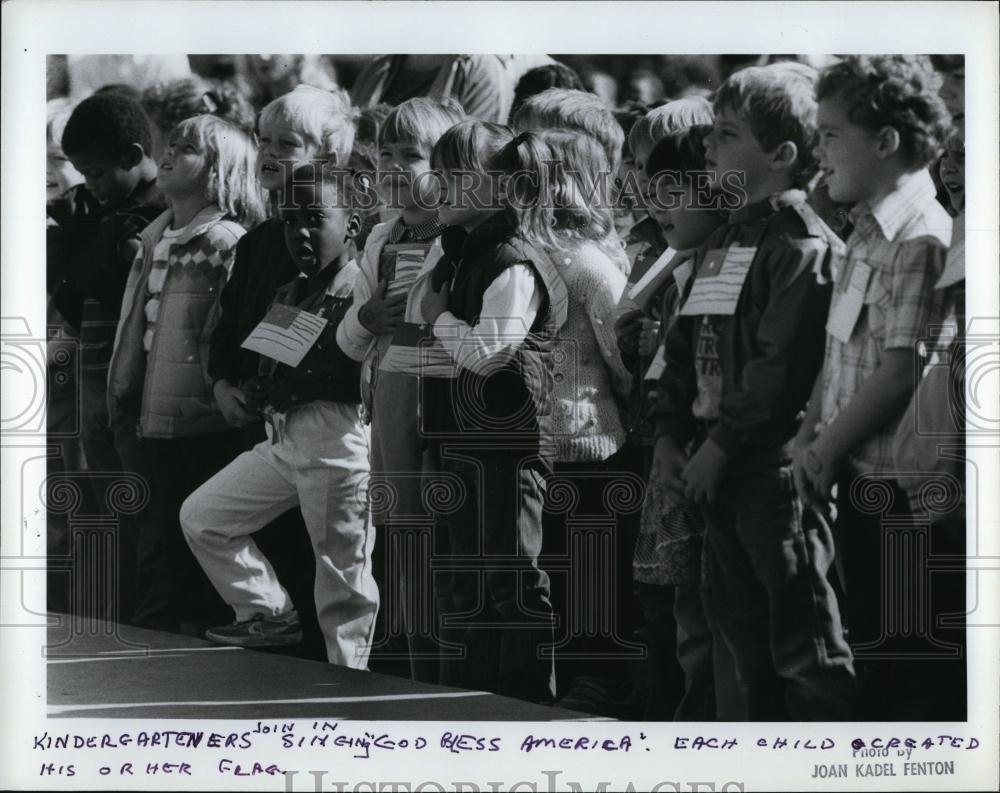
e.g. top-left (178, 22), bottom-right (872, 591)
top-left (796, 55), bottom-right (954, 719)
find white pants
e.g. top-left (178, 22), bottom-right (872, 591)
top-left (180, 401), bottom-right (378, 669)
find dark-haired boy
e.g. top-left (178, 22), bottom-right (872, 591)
top-left (795, 55), bottom-right (954, 719)
top-left (47, 91), bottom-right (165, 620)
top-left (653, 63), bottom-right (855, 720)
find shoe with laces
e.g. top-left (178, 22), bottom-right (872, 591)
top-left (204, 610), bottom-right (302, 647)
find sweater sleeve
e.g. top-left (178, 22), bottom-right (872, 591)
top-left (336, 225), bottom-right (384, 361)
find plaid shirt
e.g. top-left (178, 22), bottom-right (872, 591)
top-left (820, 169), bottom-right (952, 474)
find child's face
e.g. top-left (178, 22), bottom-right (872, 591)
top-left (279, 181), bottom-right (351, 276)
top-left (377, 139), bottom-right (439, 211)
top-left (704, 107), bottom-right (775, 203)
top-left (47, 143), bottom-right (83, 200)
top-left (655, 177), bottom-right (722, 251)
top-left (66, 149), bottom-right (142, 207)
top-left (815, 93), bottom-right (883, 205)
top-left (437, 168), bottom-right (498, 229)
top-left (939, 135), bottom-right (965, 214)
top-left (258, 119), bottom-right (322, 192)
top-left (157, 129), bottom-right (209, 198)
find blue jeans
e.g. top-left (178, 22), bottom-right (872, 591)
top-left (436, 445), bottom-right (556, 703)
top-left (701, 459), bottom-right (855, 720)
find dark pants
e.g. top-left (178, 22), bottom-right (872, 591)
top-left (112, 409), bottom-right (242, 632)
top-left (702, 460), bottom-right (855, 720)
top-left (436, 445), bottom-right (556, 704)
top-left (834, 474), bottom-right (967, 720)
top-left (543, 445), bottom-right (647, 706)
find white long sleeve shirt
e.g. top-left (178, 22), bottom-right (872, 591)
top-left (431, 264), bottom-right (543, 377)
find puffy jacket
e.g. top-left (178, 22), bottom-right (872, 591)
top-left (107, 208), bottom-right (244, 438)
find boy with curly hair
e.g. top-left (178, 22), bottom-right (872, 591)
top-left (794, 55), bottom-right (954, 719)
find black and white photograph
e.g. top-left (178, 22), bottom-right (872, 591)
top-left (2, 1), bottom-right (998, 791)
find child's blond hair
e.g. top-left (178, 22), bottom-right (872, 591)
top-left (258, 84), bottom-right (358, 165)
top-left (511, 88), bottom-right (624, 172)
top-left (171, 114), bottom-right (267, 228)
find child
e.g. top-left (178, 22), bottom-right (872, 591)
top-left (106, 114), bottom-right (265, 632)
top-left (796, 55), bottom-right (954, 719)
top-left (48, 91), bottom-right (167, 621)
top-left (205, 84), bottom-right (360, 660)
top-left (652, 63), bottom-right (855, 720)
top-left (638, 126), bottom-right (743, 721)
top-left (335, 97), bottom-right (465, 682)
top-left (180, 164), bottom-right (378, 669)
top-left (418, 120), bottom-right (570, 703)
top-left (209, 85), bottom-right (357, 440)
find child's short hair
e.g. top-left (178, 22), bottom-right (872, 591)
top-left (816, 55), bottom-right (953, 169)
top-left (510, 63), bottom-right (585, 120)
top-left (258, 84), bottom-right (358, 165)
top-left (171, 114), bottom-right (266, 228)
top-left (628, 96), bottom-right (715, 162)
top-left (143, 77), bottom-right (256, 138)
top-left (645, 124), bottom-right (714, 181)
top-left (430, 119), bottom-right (514, 174)
top-left (378, 97), bottom-right (467, 155)
top-left (61, 91), bottom-right (154, 159)
top-left (508, 128), bottom-right (614, 249)
top-left (511, 87), bottom-right (625, 172)
top-left (713, 63), bottom-right (820, 186)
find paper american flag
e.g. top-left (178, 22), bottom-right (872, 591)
top-left (678, 245), bottom-right (756, 317)
top-left (241, 303), bottom-right (328, 367)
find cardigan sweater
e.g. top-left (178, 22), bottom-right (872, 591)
top-left (107, 207), bottom-right (244, 439)
top-left (548, 238), bottom-right (632, 462)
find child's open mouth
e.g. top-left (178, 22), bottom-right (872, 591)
top-left (261, 162), bottom-right (281, 176)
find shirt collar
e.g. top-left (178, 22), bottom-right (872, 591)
top-left (388, 216), bottom-right (447, 244)
top-left (849, 169), bottom-right (937, 243)
top-left (441, 210), bottom-right (517, 260)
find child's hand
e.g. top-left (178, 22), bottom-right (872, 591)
top-left (802, 439), bottom-right (840, 502)
top-left (242, 377), bottom-right (270, 414)
top-left (682, 437), bottom-right (729, 506)
top-left (359, 279), bottom-right (407, 335)
top-left (637, 318), bottom-right (661, 357)
top-left (614, 310), bottom-right (643, 355)
top-left (649, 435), bottom-right (689, 506)
top-left (421, 282), bottom-right (450, 326)
top-left (213, 379), bottom-right (256, 427)
top-left (792, 443), bottom-right (831, 519)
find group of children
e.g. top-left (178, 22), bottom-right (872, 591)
top-left (47, 53), bottom-right (965, 721)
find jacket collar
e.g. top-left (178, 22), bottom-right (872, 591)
top-left (441, 210), bottom-right (517, 261)
top-left (728, 188), bottom-right (806, 226)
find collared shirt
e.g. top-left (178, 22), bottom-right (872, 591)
top-left (820, 169), bottom-right (952, 474)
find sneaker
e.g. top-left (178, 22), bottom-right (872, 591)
top-left (205, 610), bottom-right (302, 648)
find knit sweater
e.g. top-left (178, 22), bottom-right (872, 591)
top-left (549, 238), bottom-right (632, 463)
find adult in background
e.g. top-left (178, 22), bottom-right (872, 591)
top-left (351, 55), bottom-right (513, 122)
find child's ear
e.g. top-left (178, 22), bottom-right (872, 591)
top-left (119, 143), bottom-right (146, 170)
top-left (876, 126), bottom-right (902, 159)
top-left (344, 212), bottom-right (363, 240)
top-left (771, 141), bottom-right (798, 171)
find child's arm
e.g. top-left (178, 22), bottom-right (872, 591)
top-left (805, 350), bottom-right (915, 497)
top-left (422, 264), bottom-right (543, 376)
top-left (806, 236), bottom-right (948, 497)
top-left (336, 236), bottom-right (384, 361)
top-left (791, 371), bottom-right (829, 515)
